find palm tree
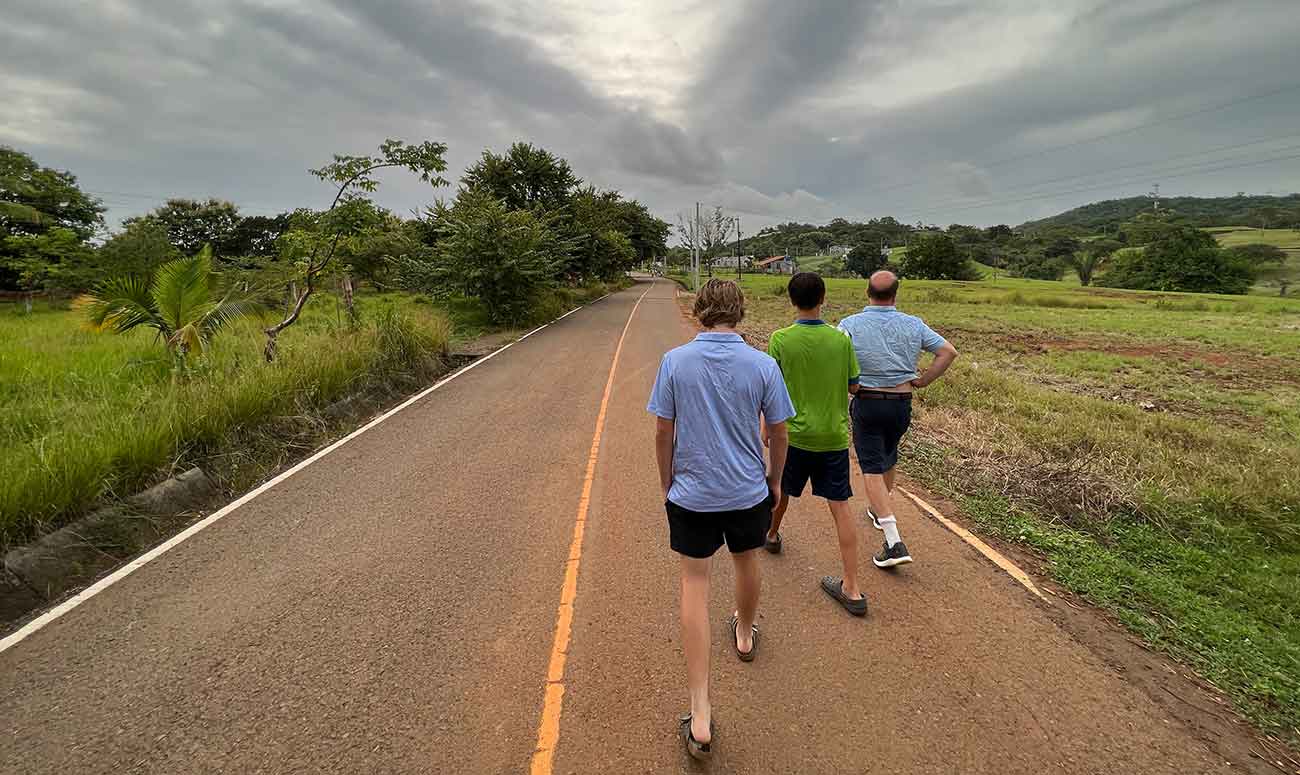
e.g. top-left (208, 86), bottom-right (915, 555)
top-left (80, 245), bottom-right (261, 372)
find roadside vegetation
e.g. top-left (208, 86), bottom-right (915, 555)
top-left (704, 272), bottom-right (1300, 742)
top-left (0, 141), bottom-right (662, 551)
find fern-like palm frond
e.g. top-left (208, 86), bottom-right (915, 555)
top-left (78, 275), bottom-right (163, 335)
top-left (151, 247), bottom-right (213, 334)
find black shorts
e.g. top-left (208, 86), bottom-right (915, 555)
top-left (666, 493), bottom-right (773, 559)
top-left (781, 446), bottom-right (852, 501)
top-left (851, 393), bottom-right (913, 474)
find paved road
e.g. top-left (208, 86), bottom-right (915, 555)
top-left (0, 278), bottom-right (1237, 773)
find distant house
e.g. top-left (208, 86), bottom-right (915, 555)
top-left (828, 245), bottom-right (852, 256)
top-left (754, 255), bottom-right (797, 275)
top-left (710, 255), bottom-right (753, 269)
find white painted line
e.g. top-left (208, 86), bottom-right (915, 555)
top-left (0, 289), bottom-right (621, 654)
top-left (898, 486), bottom-right (1047, 602)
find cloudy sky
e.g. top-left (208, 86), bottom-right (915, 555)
top-left (4, 0), bottom-right (1299, 235)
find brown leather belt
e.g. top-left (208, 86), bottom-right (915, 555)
top-left (855, 390), bottom-right (912, 401)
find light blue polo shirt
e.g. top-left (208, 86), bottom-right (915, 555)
top-left (647, 332), bottom-right (796, 512)
top-left (837, 306), bottom-right (947, 388)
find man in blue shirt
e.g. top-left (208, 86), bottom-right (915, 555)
top-left (648, 279), bottom-right (795, 759)
top-left (837, 271), bottom-right (958, 569)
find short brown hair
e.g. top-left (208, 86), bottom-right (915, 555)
top-left (693, 278), bottom-right (745, 328)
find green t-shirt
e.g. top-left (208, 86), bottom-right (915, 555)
top-left (767, 320), bottom-right (860, 452)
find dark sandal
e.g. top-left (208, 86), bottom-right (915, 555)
top-left (820, 575), bottom-right (868, 617)
top-left (679, 713), bottom-right (714, 761)
top-left (727, 613), bottom-right (758, 662)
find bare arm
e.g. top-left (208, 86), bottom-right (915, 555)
top-left (655, 417), bottom-right (675, 498)
top-left (912, 342), bottom-right (958, 388)
top-left (764, 420), bottom-right (789, 503)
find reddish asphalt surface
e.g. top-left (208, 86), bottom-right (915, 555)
top-left (0, 278), bottom-right (1240, 773)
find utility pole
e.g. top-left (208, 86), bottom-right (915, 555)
top-left (694, 201), bottom-right (701, 292)
top-left (735, 216), bottom-right (742, 283)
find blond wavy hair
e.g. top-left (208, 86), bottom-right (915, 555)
top-left (693, 278), bottom-right (745, 328)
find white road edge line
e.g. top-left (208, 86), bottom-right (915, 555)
top-left (898, 486), bottom-right (1047, 602)
top-left (0, 291), bottom-right (616, 654)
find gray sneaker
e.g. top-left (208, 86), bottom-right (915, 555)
top-left (873, 540), bottom-right (913, 568)
top-left (867, 508), bottom-right (882, 530)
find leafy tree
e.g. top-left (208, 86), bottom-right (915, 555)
top-left (96, 219), bottom-right (182, 279)
top-left (845, 243), bottom-right (888, 278)
top-left (984, 224), bottom-right (1015, 244)
top-left (0, 147), bottom-right (104, 239)
top-left (800, 230), bottom-right (833, 252)
top-left (124, 198), bottom-right (242, 257)
top-left (2, 227), bottom-right (96, 297)
top-left (1119, 212), bottom-right (1182, 246)
top-left (1099, 226), bottom-right (1253, 294)
top-left (898, 233), bottom-right (977, 280)
top-left (396, 189), bottom-right (559, 324)
top-left (567, 186), bottom-right (638, 281)
top-left (1006, 250), bottom-right (1065, 281)
top-left (226, 213), bottom-right (294, 258)
top-left (1, 147), bottom-right (104, 291)
top-left (616, 199), bottom-right (669, 262)
top-left (262, 139), bottom-right (448, 360)
top-left (461, 142), bottom-right (578, 213)
top-left (80, 246), bottom-right (261, 373)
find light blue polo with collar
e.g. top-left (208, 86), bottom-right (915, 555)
top-left (836, 306), bottom-right (947, 388)
top-left (647, 332), bottom-right (795, 512)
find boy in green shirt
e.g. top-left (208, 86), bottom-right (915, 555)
top-left (764, 272), bottom-right (868, 616)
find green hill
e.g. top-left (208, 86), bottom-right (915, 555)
top-left (1020, 194), bottom-right (1300, 233)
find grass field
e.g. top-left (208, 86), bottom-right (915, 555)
top-left (0, 282), bottom-right (620, 551)
top-left (1207, 226), bottom-right (1300, 296)
top-left (702, 273), bottom-right (1300, 741)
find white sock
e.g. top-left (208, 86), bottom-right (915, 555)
top-left (878, 516), bottom-right (902, 547)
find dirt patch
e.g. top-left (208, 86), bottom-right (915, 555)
top-left (899, 476), bottom-right (1300, 775)
top-left (950, 327), bottom-right (1296, 390)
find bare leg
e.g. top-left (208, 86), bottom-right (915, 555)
top-left (883, 466), bottom-right (897, 493)
top-left (680, 556), bottom-right (712, 743)
top-left (731, 549), bottom-right (761, 654)
top-left (862, 471), bottom-right (894, 521)
top-left (827, 500), bottom-right (863, 598)
top-left (767, 493), bottom-right (791, 542)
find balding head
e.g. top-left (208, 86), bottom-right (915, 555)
top-left (868, 270), bottom-right (900, 304)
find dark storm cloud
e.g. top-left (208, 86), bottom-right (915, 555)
top-left (689, 0), bottom-right (886, 122)
top-left (2, 0), bottom-right (1298, 231)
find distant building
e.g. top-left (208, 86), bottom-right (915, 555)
top-left (754, 255), bottom-right (797, 275)
top-left (710, 255), bottom-right (753, 269)
top-left (828, 245), bottom-right (852, 256)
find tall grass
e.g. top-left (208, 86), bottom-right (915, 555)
top-left (0, 296), bottom-right (450, 548)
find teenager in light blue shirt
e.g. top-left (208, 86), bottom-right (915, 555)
top-left (837, 271), bottom-right (958, 569)
top-left (647, 279), bottom-right (794, 760)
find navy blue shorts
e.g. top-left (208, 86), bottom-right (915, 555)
top-left (851, 393), bottom-right (913, 474)
top-left (781, 446), bottom-right (852, 501)
top-left (666, 493), bottom-right (773, 559)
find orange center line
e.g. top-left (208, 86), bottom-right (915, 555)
top-left (529, 281), bottom-right (654, 775)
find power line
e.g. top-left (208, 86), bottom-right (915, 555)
top-left (854, 82), bottom-right (1300, 201)
top-left (889, 149), bottom-right (1300, 223)
top-left (892, 134), bottom-right (1300, 217)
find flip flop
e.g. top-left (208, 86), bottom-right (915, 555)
top-left (678, 712), bottom-right (714, 761)
top-left (727, 613), bottom-right (758, 662)
top-left (820, 576), bottom-right (868, 617)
